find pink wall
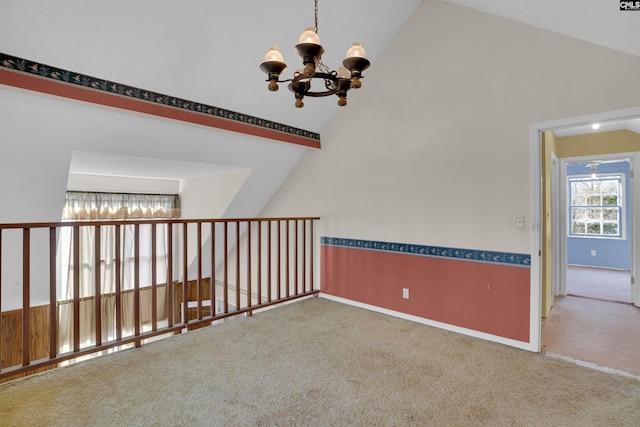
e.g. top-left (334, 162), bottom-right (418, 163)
top-left (321, 238), bottom-right (530, 342)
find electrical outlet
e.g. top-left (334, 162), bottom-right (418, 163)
top-left (516, 216), bottom-right (525, 228)
top-left (591, 250), bottom-right (596, 256)
top-left (402, 288), bottom-right (409, 299)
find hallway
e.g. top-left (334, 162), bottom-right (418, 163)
top-left (542, 266), bottom-right (639, 378)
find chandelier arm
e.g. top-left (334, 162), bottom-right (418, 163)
top-left (288, 72), bottom-right (340, 97)
top-left (265, 77), bottom-right (294, 83)
top-left (300, 90), bottom-right (337, 98)
top-left (291, 72), bottom-right (336, 83)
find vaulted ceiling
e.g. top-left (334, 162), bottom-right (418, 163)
top-left (1, 0), bottom-right (638, 182)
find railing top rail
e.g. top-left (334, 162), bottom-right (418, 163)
top-left (0, 217), bottom-right (321, 230)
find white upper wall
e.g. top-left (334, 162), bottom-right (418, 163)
top-left (0, 86), bottom-right (306, 310)
top-left (260, 0), bottom-right (640, 254)
top-left (180, 169), bottom-right (251, 219)
top-left (67, 174), bottom-right (180, 195)
top-left (447, 0), bottom-right (640, 57)
top-left (0, 86), bottom-right (306, 224)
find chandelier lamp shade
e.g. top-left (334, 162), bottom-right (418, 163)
top-left (259, 0), bottom-right (370, 108)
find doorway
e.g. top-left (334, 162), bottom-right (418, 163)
top-left (560, 156), bottom-right (634, 305)
top-left (531, 107), bottom-right (640, 376)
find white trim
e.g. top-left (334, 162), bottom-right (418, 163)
top-left (552, 153), bottom-right (562, 298)
top-left (562, 154), bottom-right (636, 275)
top-left (559, 159), bottom-right (569, 296)
top-left (631, 156), bottom-right (640, 306)
top-left (319, 293), bottom-right (537, 351)
top-left (529, 123), bottom-right (543, 352)
top-left (530, 106), bottom-right (640, 350)
top-left (531, 108), bottom-right (640, 135)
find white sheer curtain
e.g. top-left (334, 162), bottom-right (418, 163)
top-left (57, 192), bottom-right (179, 352)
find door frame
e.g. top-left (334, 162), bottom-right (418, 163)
top-left (551, 154), bottom-right (561, 297)
top-left (559, 153), bottom-right (636, 299)
top-left (529, 106), bottom-right (640, 352)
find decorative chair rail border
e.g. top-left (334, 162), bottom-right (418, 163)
top-left (321, 237), bottom-right (531, 268)
top-left (0, 52), bottom-right (321, 148)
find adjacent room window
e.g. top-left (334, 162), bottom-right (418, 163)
top-left (63, 191), bottom-right (180, 220)
top-left (569, 175), bottom-right (623, 238)
top-left (59, 191), bottom-right (180, 299)
top-left (57, 191), bottom-right (180, 351)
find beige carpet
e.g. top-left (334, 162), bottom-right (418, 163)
top-left (1, 297), bottom-right (639, 426)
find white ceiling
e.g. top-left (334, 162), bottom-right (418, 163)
top-left (447, 0), bottom-right (640, 58)
top-left (553, 118), bottom-right (640, 137)
top-left (69, 151), bottom-right (247, 180)
top-left (1, 0), bottom-right (639, 180)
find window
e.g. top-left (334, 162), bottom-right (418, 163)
top-left (63, 191), bottom-right (180, 220)
top-left (57, 191), bottom-right (180, 350)
top-left (569, 175), bottom-right (623, 238)
top-left (59, 191), bottom-right (180, 297)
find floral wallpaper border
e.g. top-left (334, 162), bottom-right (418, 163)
top-left (321, 236), bottom-right (531, 268)
top-left (0, 52), bottom-right (320, 142)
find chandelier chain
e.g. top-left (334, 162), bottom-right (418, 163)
top-left (313, 0), bottom-right (330, 74)
top-left (314, 0), bottom-right (319, 33)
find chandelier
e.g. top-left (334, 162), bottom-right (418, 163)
top-left (259, 0), bottom-right (370, 108)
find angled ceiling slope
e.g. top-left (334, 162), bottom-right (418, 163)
top-left (446, 0), bottom-right (640, 57)
top-left (1, 0), bottom-right (423, 135)
top-left (1, 1), bottom-right (424, 188)
top-left (1, 0), bottom-right (638, 181)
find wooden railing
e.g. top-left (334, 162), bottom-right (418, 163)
top-left (0, 217), bottom-right (319, 381)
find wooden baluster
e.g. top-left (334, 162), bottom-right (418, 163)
top-left (182, 223), bottom-right (188, 324)
top-left (167, 223), bottom-right (173, 328)
top-left (295, 220), bottom-right (299, 295)
top-left (302, 220), bottom-right (307, 293)
top-left (115, 224), bottom-right (122, 342)
top-left (211, 221), bottom-right (216, 317)
top-left (134, 224), bottom-right (141, 347)
top-left (224, 222), bottom-right (229, 313)
top-left (94, 226), bottom-right (102, 347)
top-left (151, 223), bottom-right (157, 332)
top-left (267, 221), bottom-right (272, 303)
top-left (72, 226), bottom-right (80, 353)
top-left (257, 221), bottom-right (262, 305)
top-left (247, 221), bottom-right (252, 309)
top-left (22, 228), bottom-right (31, 366)
top-left (197, 222), bottom-right (202, 320)
top-left (236, 221), bottom-right (241, 311)
top-left (49, 227), bottom-right (57, 359)
top-left (277, 220), bottom-right (281, 300)
top-left (0, 229), bottom-right (2, 371)
top-left (310, 220), bottom-right (315, 291)
top-left (286, 220), bottom-right (290, 298)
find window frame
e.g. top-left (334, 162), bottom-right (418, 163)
top-left (567, 172), bottom-right (625, 240)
